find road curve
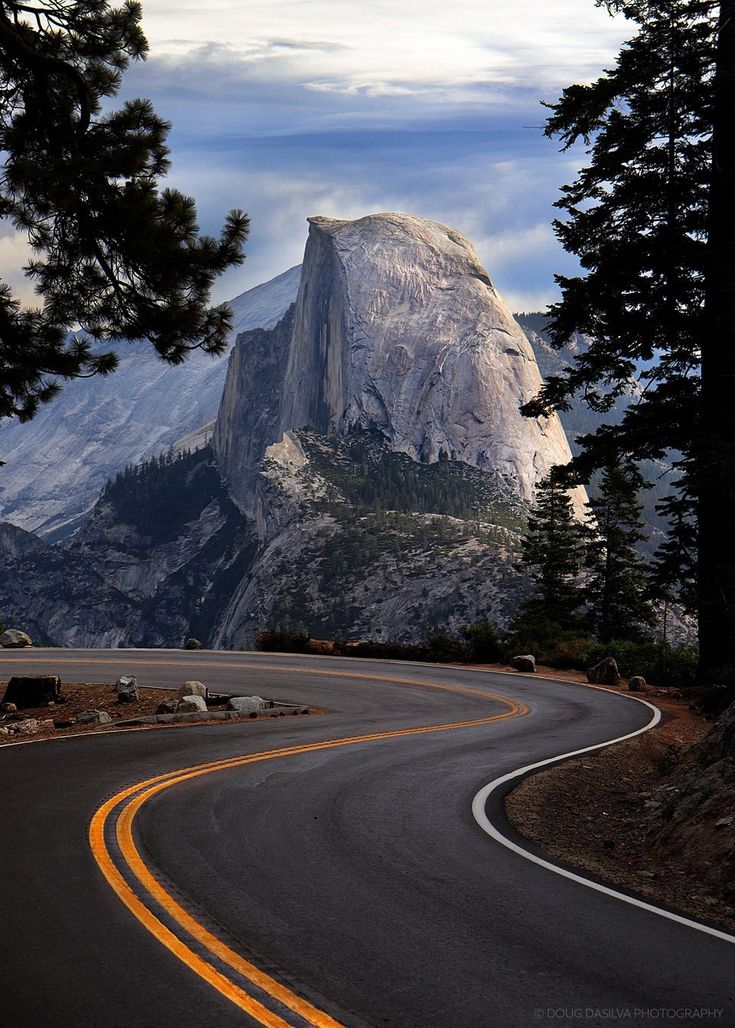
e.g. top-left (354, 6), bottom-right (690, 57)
top-left (0, 648), bottom-right (733, 1027)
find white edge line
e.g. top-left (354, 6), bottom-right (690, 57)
top-left (472, 693), bottom-right (735, 946)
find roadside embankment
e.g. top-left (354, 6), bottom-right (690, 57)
top-left (505, 676), bottom-right (735, 933)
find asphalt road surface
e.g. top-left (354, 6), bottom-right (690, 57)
top-left (0, 648), bottom-right (732, 1028)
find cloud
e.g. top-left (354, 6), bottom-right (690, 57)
top-left (138, 1), bottom-right (628, 97)
top-left (3, 2), bottom-right (632, 317)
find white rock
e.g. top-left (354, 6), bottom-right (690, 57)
top-left (176, 695), bottom-right (208, 713)
top-left (177, 681), bottom-right (207, 700)
top-left (225, 696), bottom-right (266, 714)
top-left (0, 267), bottom-right (301, 538)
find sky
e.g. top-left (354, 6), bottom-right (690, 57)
top-left (7, 1), bottom-right (631, 312)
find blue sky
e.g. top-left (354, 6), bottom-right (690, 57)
top-left (6, 1), bottom-right (631, 312)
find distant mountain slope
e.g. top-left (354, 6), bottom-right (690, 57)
top-left (0, 266), bottom-right (301, 539)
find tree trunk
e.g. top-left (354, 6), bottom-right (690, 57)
top-left (698, 0), bottom-right (735, 679)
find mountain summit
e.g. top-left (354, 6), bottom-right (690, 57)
top-left (0, 213), bottom-right (584, 647)
top-left (217, 212), bottom-right (581, 514)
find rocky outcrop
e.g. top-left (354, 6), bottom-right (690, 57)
top-left (213, 306), bottom-right (295, 513)
top-left (212, 428), bottom-right (528, 649)
top-left (278, 214), bottom-right (582, 508)
top-left (0, 449), bottom-right (257, 647)
top-left (0, 214), bottom-right (592, 649)
top-left (0, 629), bottom-right (33, 648)
top-left (0, 266), bottom-right (301, 538)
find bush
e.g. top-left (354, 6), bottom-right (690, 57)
top-left (425, 634), bottom-right (469, 663)
top-left (585, 640), bottom-right (698, 687)
top-left (255, 630), bottom-right (311, 654)
top-left (334, 639), bottom-right (428, 661)
top-left (544, 636), bottom-right (596, 670)
top-left (503, 615), bottom-right (590, 668)
top-left (462, 621), bottom-right (503, 663)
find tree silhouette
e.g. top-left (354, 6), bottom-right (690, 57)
top-left (0, 1), bottom-right (248, 424)
top-left (523, 1), bottom-right (735, 679)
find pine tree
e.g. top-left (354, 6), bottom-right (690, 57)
top-left (0, 1), bottom-right (249, 424)
top-left (584, 461), bottom-right (655, 642)
top-left (515, 473), bottom-right (586, 629)
top-left (698, 0), bottom-right (735, 677)
top-left (522, 1), bottom-right (735, 678)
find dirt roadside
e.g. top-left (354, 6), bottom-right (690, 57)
top-left (492, 664), bottom-right (735, 933)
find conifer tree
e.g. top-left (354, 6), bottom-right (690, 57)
top-left (515, 473), bottom-right (585, 629)
top-left (0, 1), bottom-right (249, 423)
top-left (522, 0), bottom-right (735, 678)
top-left (584, 461), bottom-right (654, 642)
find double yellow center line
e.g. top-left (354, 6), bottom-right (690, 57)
top-left (89, 671), bottom-right (528, 1026)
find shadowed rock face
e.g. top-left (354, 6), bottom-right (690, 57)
top-left (216, 212), bottom-right (582, 512)
top-left (0, 266), bottom-right (301, 539)
top-left (213, 306), bottom-right (295, 514)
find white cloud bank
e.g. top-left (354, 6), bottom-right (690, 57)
top-left (140, 0), bottom-right (628, 97)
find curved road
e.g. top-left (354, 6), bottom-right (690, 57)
top-left (0, 649), bottom-right (732, 1027)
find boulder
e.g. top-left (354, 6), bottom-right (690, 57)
top-left (177, 680), bottom-right (207, 700)
top-left (76, 709), bottom-right (112, 725)
top-left (117, 675), bottom-right (139, 702)
top-left (0, 629), bottom-right (32, 648)
top-left (511, 655), bottom-right (536, 673)
top-left (176, 695), bottom-right (208, 713)
top-left (1, 675), bottom-right (61, 709)
top-left (226, 695), bottom-right (266, 715)
top-left (155, 698), bottom-right (178, 715)
top-left (587, 657), bottom-right (621, 687)
top-left (628, 676), bottom-right (647, 693)
top-left (183, 638), bottom-right (202, 650)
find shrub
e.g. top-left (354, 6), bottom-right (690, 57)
top-left (425, 634), bottom-right (469, 663)
top-left (585, 640), bottom-right (698, 687)
top-left (503, 616), bottom-right (589, 668)
top-left (462, 621), bottom-right (503, 663)
top-left (545, 636), bottom-right (596, 670)
top-left (255, 630), bottom-right (311, 654)
top-left (334, 639), bottom-right (428, 661)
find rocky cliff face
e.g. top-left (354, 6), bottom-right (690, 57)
top-left (1, 213), bottom-right (592, 649)
top-left (0, 266), bottom-right (300, 538)
top-left (213, 306), bottom-right (295, 514)
top-left (274, 213), bottom-right (579, 506)
top-left (212, 429), bottom-right (527, 648)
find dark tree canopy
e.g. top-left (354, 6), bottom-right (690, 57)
top-left (516, 473), bottom-right (586, 629)
top-left (0, 0), bottom-right (249, 422)
top-left (583, 461), bottom-right (655, 642)
top-left (524, 0), bottom-right (735, 679)
top-left (523, 0), bottom-right (715, 472)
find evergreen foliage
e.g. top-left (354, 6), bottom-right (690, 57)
top-left (461, 620), bottom-right (504, 662)
top-left (300, 428), bottom-right (525, 530)
top-left (515, 473), bottom-right (585, 628)
top-left (584, 461), bottom-right (655, 642)
top-left (102, 446), bottom-right (224, 541)
top-left (521, 0), bottom-right (735, 679)
top-left (0, 1), bottom-right (248, 424)
top-left (648, 468), bottom-right (698, 618)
